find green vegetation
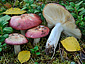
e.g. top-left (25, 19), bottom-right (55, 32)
top-left (30, 46), bottom-right (41, 55)
top-left (0, 15), bottom-right (13, 52)
top-left (0, 0), bottom-right (85, 64)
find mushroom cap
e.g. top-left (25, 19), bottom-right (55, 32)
top-left (10, 14), bottom-right (42, 30)
top-left (5, 33), bottom-right (28, 45)
top-left (43, 3), bottom-right (81, 39)
top-left (25, 25), bottom-right (50, 38)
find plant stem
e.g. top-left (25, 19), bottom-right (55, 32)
top-left (0, 27), bottom-right (3, 35)
top-left (59, 43), bottom-right (64, 61)
top-left (13, 0), bottom-right (16, 8)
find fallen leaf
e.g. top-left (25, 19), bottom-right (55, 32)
top-left (18, 51), bottom-right (31, 63)
top-left (2, 8), bottom-right (26, 14)
top-left (61, 37), bottom-right (80, 51)
top-left (4, 3), bottom-right (12, 8)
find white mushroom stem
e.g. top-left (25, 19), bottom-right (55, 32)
top-left (21, 30), bottom-right (26, 36)
top-left (14, 45), bottom-right (21, 54)
top-left (46, 23), bottom-right (63, 51)
top-left (33, 38), bottom-right (40, 44)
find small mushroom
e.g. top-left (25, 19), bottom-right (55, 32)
top-left (10, 14), bottom-right (42, 35)
top-left (43, 3), bottom-right (81, 54)
top-left (5, 33), bottom-right (28, 54)
top-left (25, 25), bottom-right (49, 44)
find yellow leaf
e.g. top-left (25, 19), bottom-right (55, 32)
top-left (18, 51), bottom-right (31, 63)
top-left (3, 8), bottom-right (26, 14)
top-left (61, 37), bottom-right (80, 51)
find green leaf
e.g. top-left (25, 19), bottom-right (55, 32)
top-left (66, 6), bottom-right (74, 11)
top-left (36, 0), bottom-right (38, 2)
top-left (0, 36), bottom-right (5, 42)
top-left (34, 62), bottom-right (39, 64)
top-left (78, 15), bottom-right (83, 21)
top-left (0, 15), bottom-right (11, 22)
top-left (76, 20), bottom-right (80, 25)
top-left (21, 7), bottom-right (27, 10)
top-left (0, 20), bottom-right (8, 27)
top-left (71, 13), bottom-right (77, 18)
top-left (79, 9), bottom-right (85, 15)
top-left (36, 52), bottom-right (40, 55)
top-left (37, 6), bottom-right (41, 10)
top-left (3, 27), bottom-right (13, 34)
top-left (0, 45), bottom-right (3, 48)
top-left (75, 1), bottom-right (83, 6)
top-left (29, 0), bottom-right (34, 5)
top-left (41, 4), bottom-right (45, 9)
top-left (40, 14), bottom-right (45, 20)
top-left (24, 0), bottom-right (29, 3)
top-left (78, 7), bottom-right (84, 11)
top-left (0, 42), bottom-right (1, 45)
top-left (60, 3), bottom-right (66, 7)
top-left (34, 10), bottom-right (40, 13)
top-left (28, 9), bottom-right (34, 13)
top-left (70, 2), bottom-right (75, 7)
top-left (80, 22), bottom-right (84, 26)
top-left (0, 48), bottom-right (2, 52)
top-left (30, 49), bottom-right (35, 54)
top-left (2, 0), bottom-right (5, 2)
top-left (3, 34), bottom-right (9, 38)
top-left (34, 46), bottom-right (38, 51)
top-left (83, 17), bottom-right (85, 21)
top-left (31, 4), bottom-right (37, 7)
top-left (2, 43), bottom-right (6, 47)
top-left (83, 62), bottom-right (85, 64)
top-left (24, 3), bottom-right (29, 7)
top-left (75, 5), bottom-right (80, 10)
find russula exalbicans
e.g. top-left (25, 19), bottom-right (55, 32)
top-left (43, 3), bottom-right (81, 54)
top-left (10, 14), bottom-right (42, 35)
top-left (25, 25), bottom-right (50, 44)
top-left (5, 33), bottom-right (28, 54)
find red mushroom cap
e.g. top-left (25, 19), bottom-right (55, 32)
top-left (10, 14), bottom-right (42, 30)
top-left (25, 25), bottom-right (50, 38)
top-left (5, 33), bottom-right (28, 45)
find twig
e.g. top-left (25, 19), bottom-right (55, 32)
top-left (79, 58), bottom-right (83, 64)
top-left (59, 43), bottom-right (64, 62)
top-left (51, 47), bottom-right (56, 59)
top-left (31, 57), bottom-right (34, 63)
top-left (13, 0), bottom-right (16, 8)
top-left (82, 49), bottom-right (85, 54)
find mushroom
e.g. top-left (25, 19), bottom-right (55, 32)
top-left (43, 3), bottom-right (81, 54)
top-left (10, 14), bottom-right (42, 35)
top-left (25, 25), bottom-right (50, 44)
top-left (5, 33), bottom-right (28, 54)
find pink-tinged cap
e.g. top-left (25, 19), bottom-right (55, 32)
top-left (5, 33), bottom-right (28, 45)
top-left (10, 14), bottom-right (42, 30)
top-left (25, 25), bottom-right (50, 38)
